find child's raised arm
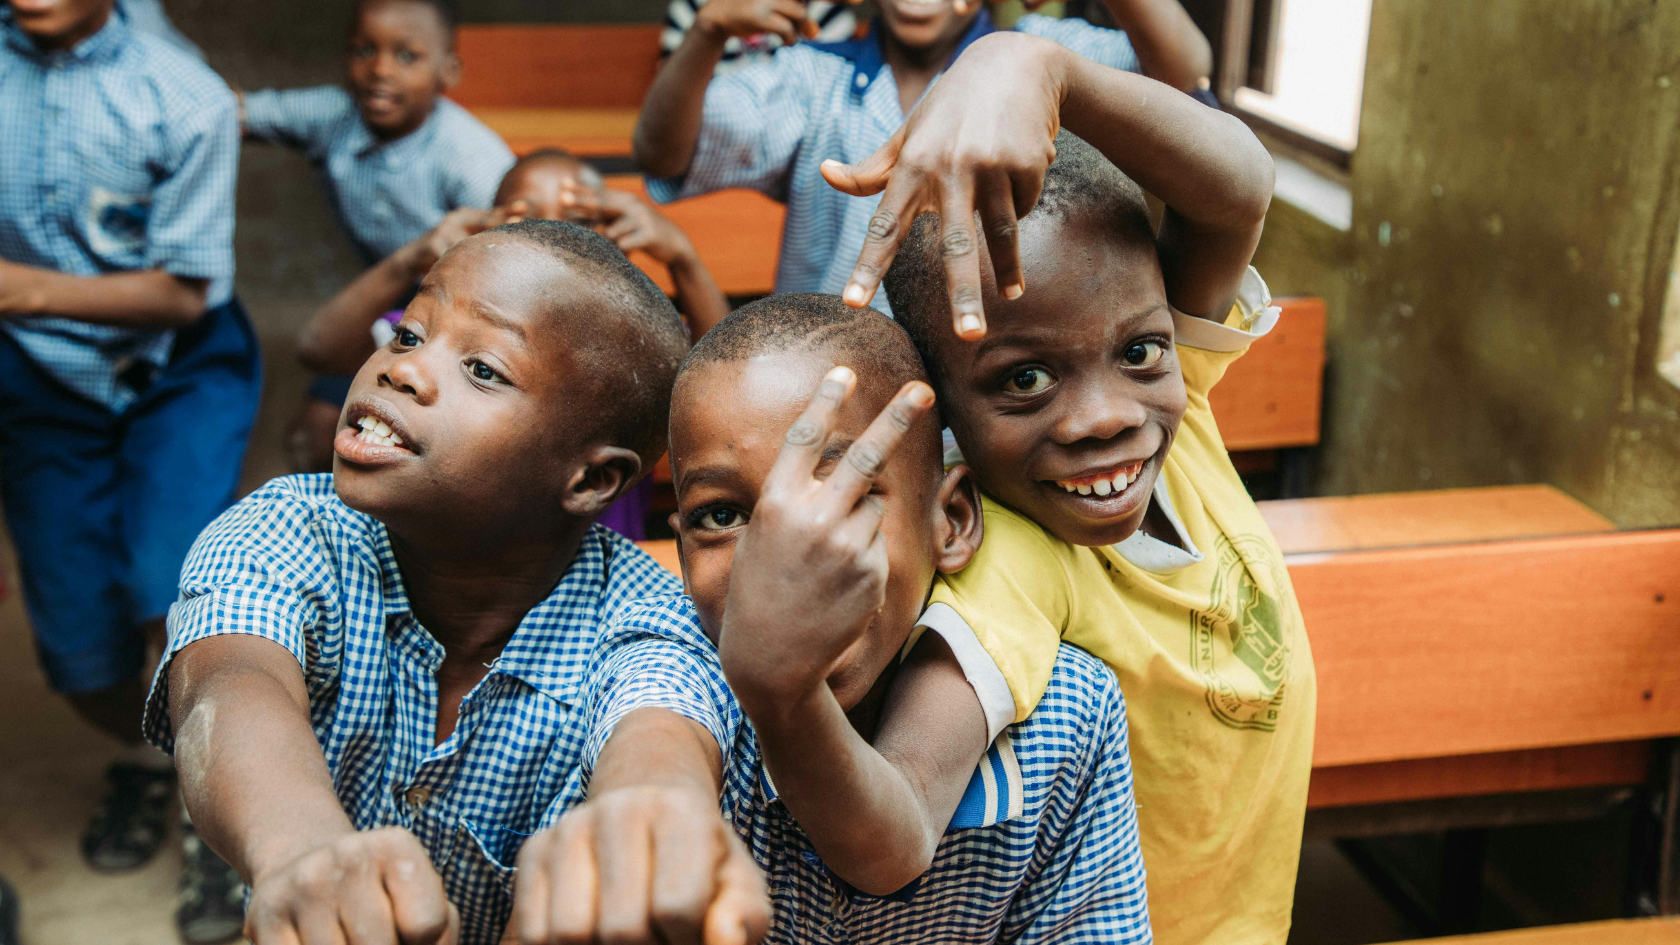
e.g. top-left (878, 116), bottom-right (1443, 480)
top-left (716, 369), bottom-right (990, 895)
top-left (824, 29), bottom-right (1273, 336)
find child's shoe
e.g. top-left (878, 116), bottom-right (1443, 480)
top-left (80, 762), bottom-right (176, 872)
top-left (176, 820), bottom-right (247, 945)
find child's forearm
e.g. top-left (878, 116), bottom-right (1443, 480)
top-left (593, 706), bottom-right (725, 798)
top-left (666, 253), bottom-right (730, 339)
top-left (1100, 0), bottom-right (1212, 92)
top-left (168, 634), bottom-right (356, 883)
top-left (296, 247), bottom-right (421, 374)
top-left (633, 24), bottom-right (729, 179)
top-left (0, 262), bottom-right (209, 327)
top-left (1057, 46), bottom-right (1273, 317)
top-left (739, 636), bottom-right (988, 896)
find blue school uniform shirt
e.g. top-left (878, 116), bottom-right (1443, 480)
top-left (645, 11), bottom-right (1140, 317)
top-left (571, 594), bottom-right (1153, 945)
top-left (142, 474), bottom-right (686, 945)
top-left (0, 7), bottom-right (236, 411)
top-left (242, 86), bottom-right (515, 263)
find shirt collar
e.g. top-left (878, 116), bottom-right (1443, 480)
top-left (370, 522), bottom-right (609, 699)
top-left (811, 8), bottom-right (996, 99)
top-left (348, 98), bottom-right (445, 164)
top-left (2, 4), bottom-right (129, 62)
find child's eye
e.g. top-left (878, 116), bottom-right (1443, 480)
top-left (351, 44), bottom-right (375, 60)
top-left (467, 360), bottom-right (503, 383)
top-left (395, 48), bottom-right (418, 65)
top-left (1004, 366), bottom-right (1053, 395)
top-left (392, 326), bottom-right (421, 348)
top-left (688, 506), bottom-right (747, 531)
top-left (1123, 341), bottom-right (1167, 367)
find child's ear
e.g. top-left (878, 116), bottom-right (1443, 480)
top-left (562, 445), bottom-right (642, 518)
top-left (439, 51), bottom-right (462, 91)
top-left (932, 464), bottom-right (983, 574)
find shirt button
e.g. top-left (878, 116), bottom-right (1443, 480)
top-left (405, 786), bottom-right (431, 808)
top-left (855, 73), bottom-right (868, 89)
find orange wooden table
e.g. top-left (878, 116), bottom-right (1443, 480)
top-left (1381, 917), bottom-right (1680, 944)
top-left (472, 107), bottom-right (640, 158)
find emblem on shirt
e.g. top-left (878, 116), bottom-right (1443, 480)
top-left (1190, 534), bottom-right (1290, 731)
top-left (85, 187), bottom-right (151, 257)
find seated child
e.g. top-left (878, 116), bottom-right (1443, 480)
top-left (826, 32), bottom-right (1310, 945)
top-left (143, 220), bottom-right (695, 945)
top-left (507, 295), bottom-right (1151, 945)
top-left (289, 149), bottom-right (731, 476)
top-left (635, 0), bottom-right (1209, 315)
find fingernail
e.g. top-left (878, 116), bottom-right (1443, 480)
top-left (959, 314), bottom-right (982, 335)
top-left (821, 159), bottom-right (844, 171)
top-left (826, 366), bottom-right (855, 386)
top-left (907, 384), bottom-right (934, 408)
top-left (843, 284), bottom-right (869, 306)
top-left (1004, 283), bottom-right (1024, 300)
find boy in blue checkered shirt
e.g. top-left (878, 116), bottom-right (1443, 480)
top-left (634, 0), bottom-right (1209, 316)
top-left (0, 0), bottom-right (256, 896)
top-left (507, 296), bottom-right (1150, 945)
top-left (144, 221), bottom-right (696, 945)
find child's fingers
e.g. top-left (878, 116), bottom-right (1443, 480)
top-left (766, 366), bottom-right (855, 489)
top-left (937, 180), bottom-right (987, 340)
top-left (602, 215), bottom-right (639, 243)
top-left (821, 381), bottom-right (934, 509)
top-left (976, 168), bottom-right (1024, 302)
top-left (771, 0), bottom-right (813, 39)
top-left (820, 126), bottom-right (904, 198)
top-left (838, 173), bottom-right (919, 309)
top-left (761, 10), bottom-right (800, 47)
top-left (647, 803), bottom-right (714, 945)
top-left (510, 830), bottom-right (554, 944)
top-left (702, 839), bottom-right (771, 945)
top-left (547, 818), bottom-right (601, 944)
top-left (376, 839), bottom-right (452, 945)
top-left (594, 809), bottom-right (656, 945)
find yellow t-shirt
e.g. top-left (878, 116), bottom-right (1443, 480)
top-left (929, 271), bottom-right (1316, 945)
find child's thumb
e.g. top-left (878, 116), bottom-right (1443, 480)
top-left (703, 847), bottom-right (770, 945)
top-left (820, 130), bottom-right (902, 198)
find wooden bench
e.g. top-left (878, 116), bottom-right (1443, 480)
top-left (1381, 917), bottom-right (1680, 944)
top-left (603, 176), bottom-right (783, 299)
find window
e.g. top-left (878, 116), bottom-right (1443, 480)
top-left (1181, 0), bottom-right (1374, 165)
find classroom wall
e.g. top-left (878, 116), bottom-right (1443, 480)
top-left (1253, 0), bottom-right (1680, 527)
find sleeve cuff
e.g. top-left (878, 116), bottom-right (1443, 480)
top-left (1171, 266), bottom-right (1281, 352)
top-left (913, 603), bottom-right (1016, 743)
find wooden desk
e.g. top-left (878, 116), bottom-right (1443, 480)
top-left (1258, 484), bottom-right (1614, 557)
top-left (603, 176), bottom-right (783, 299)
top-left (1381, 917), bottom-right (1680, 944)
top-left (471, 107), bottom-right (639, 158)
top-left (453, 25), bottom-right (660, 110)
top-left (1211, 296), bottom-right (1326, 451)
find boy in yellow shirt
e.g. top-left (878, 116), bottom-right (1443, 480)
top-left (822, 29), bottom-right (1316, 945)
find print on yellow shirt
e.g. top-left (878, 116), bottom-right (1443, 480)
top-left (1195, 532), bottom-right (1292, 732)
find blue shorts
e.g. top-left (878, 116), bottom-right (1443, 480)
top-left (0, 299), bottom-right (261, 694)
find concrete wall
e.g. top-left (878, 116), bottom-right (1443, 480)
top-left (1254, 0), bottom-right (1680, 527)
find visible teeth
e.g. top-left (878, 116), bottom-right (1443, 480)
top-left (388, 433), bottom-right (402, 446)
top-left (1093, 479), bottom-right (1112, 496)
top-left (1063, 483), bottom-right (1076, 493)
top-left (1111, 475), bottom-right (1127, 492)
top-left (373, 420), bottom-right (391, 437)
top-left (1076, 484), bottom-right (1093, 496)
top-left (358, 416), bottom-right (376, 430)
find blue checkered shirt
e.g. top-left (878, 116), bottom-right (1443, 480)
top-left (572, 594), bottom-right (1153, 944)
top-left (243, 86), bottom-right (515, 263)
top-left (645, 11), bottom-right (1140, 318)
top-left (143, 474), bottom-right (687, 945)
top-left (0, 7), bottom-right (236, 411)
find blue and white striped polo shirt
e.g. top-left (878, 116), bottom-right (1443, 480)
top-left (242, 86), bottom-right (514, 263)
top-left (645, 10), bottom-right (1140, 317)
top-left (0, 6), bottom-right (237, 410)
top-left (143, 474), bottom-right (688, 945)
top-left (573, 593), bottom-right (1153, 944)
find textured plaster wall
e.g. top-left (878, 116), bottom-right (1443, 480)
top-left (1254, 0), bottom-right (1680, 526)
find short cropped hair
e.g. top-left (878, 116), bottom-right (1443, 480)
top-left (883, 131), bottom-right (1155, 393)
top-left (489, 219), bottom-right (688, 465)
top-left (355, 0), bottom-right (459, 41)
top-left (679, 293), bottom-right (940, 470)
top-left (495, 149), bottom-right (603, 205)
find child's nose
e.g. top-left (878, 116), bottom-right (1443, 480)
top-left (379, 350), bottom-right (437, 405)
top-left (1053, 377), bottom-right (1148, 445)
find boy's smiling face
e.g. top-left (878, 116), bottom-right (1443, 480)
top-left (877, 0), bottom-right (980, 52)
top-left (931, 209), bottom-right (1188, 547)
top-left (333, 235), bottom-right (607, 549)
top-left (9, 0), bottom-right (113, 48)
top-left (669, 350), bottom-right (966, 712)
top-left (345, 0), bottom-right (457, 140)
